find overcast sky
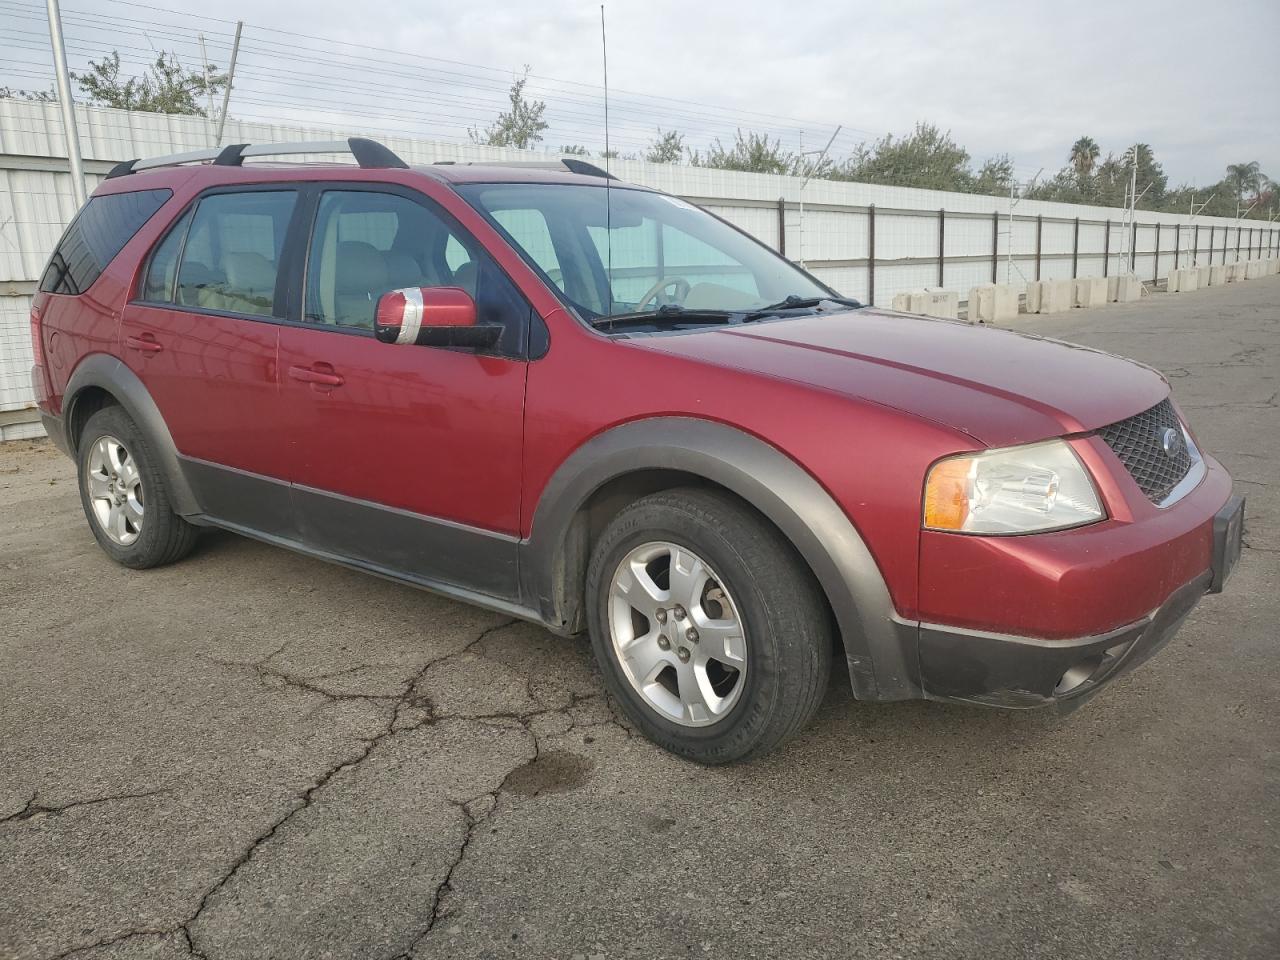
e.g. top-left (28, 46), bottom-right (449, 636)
top-left (13, 0), bottom-right (1280, 187)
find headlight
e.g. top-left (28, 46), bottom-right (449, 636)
top-left (923, 439), bottom-right (1104, 534)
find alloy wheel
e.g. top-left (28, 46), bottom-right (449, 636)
top-left (85, 435), bottom-right (144, 546)
top-left (608, 541), bottom-right (748, 726)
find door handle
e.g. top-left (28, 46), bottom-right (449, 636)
top-left (125, 334), bottom-right (163, 354)
top-left (288, 364), bottom-right (345, 387)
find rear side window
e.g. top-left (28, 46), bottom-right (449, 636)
top-left (174, 191), bottom-right (298, 318)
top-left (39, 188), bottom-right (172, 294)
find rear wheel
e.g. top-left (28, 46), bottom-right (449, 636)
top-left (586, 488), bottom-right (831, 763)
top-left (77, 405), bottom-right (198, 569)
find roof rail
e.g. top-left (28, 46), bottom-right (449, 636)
top-left (104, 137), bottom-right (409, 179)
top-left (435, 158), bottom-right (618, 180)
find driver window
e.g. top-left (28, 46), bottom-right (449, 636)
top-left (305, 191), bottom-right (478, 330)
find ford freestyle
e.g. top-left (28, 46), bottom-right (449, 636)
top-left (29, 138), bottom-right (1244, 763)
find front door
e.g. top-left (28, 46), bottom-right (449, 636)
top-left (121, 187), bottom-right (302, 536)
top-left (278, 186), bottom-right (530, 600)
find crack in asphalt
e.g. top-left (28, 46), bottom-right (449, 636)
top-left (28, 617), bottom-right (540, 960)
top-left (1, 788), bottom-right (170, 825)
top-left (393, 717), bottom-right (545, 959)
top-left (181, 616), bottom-right (526, 957)
top-left (182, 616), bottom-right (630, 960)
top-left (43, 929), bottom-right (182, 960)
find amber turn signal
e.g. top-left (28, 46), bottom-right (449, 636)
top-left (923, 457), bottom-right (973, 531)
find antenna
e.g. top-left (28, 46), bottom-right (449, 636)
top-left (600, 4), bottom-right (611, 172)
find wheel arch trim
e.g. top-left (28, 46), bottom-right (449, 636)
top-left (62, 353), bottom-right (200, 516)
top-left (522, 416), bottom-right (919, 700)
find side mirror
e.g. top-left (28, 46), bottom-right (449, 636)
top-left (374, 286), bottom-right (501, 350)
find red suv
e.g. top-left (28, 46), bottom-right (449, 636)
top-left (30, 138), bottom-right (1244, 762)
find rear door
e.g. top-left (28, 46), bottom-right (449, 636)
top-left (121, 187), bottom-right (303, 535)
top-left (277, 185), bottom-right (531, 599)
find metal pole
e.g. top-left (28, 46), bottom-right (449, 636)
top-left (1072, 217), bottom-right (1079, 278)
top-left (1128, 150), bottom-right (1138, 274)
top-left (797, 130), bottom-right (804, 267)
top-left (1034, 215), bottom-right (1042, 281)
top-left (1193, 224), bottom-right (1199, 266)
top-left (937, 209), bottom-right (945, 288)
top-left (1103, 219), bottom-right (1110, 278)
top-left (1006, 183), bottom-right (1015, 285)
top-left (867, 204), bottom-right (876, 306)
top-left (1153, 224), bottom-right (1160, 283)
top-left (776, 198), bottom-right (786, 257)
top-left (1174, 223), bottom-right (1180, 270)
top-left (991, 211), bottom-right (998, 283)
top-left (45, 0), bottom-right (87, 209)
top-left (215, 21), bottom-right (243, 146)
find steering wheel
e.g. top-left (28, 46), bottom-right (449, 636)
top-left (635, 276), bottom-right (692, 312)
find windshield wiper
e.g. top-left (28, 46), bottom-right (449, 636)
top-left (744, 294), bottom-right (863, 320)
top-left (590, 304), bottom-right (742, 330)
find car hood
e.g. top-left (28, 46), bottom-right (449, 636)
top-left (626, 308), bottom-right (1169, 447)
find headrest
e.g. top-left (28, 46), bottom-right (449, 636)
top-left (335, 241), bottom-right (389, 293)
top-left (223, 252), bottom-right (276, 291)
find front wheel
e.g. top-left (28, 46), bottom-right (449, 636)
top-left (586, 488), bottom-right (832, 763)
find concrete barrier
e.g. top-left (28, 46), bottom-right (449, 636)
top-left (1196, 265), bottom-right (1212, 287)
top-left (891, 288), bottom-right (959, 319)
top-left (1074, 277), bottom-right (1108, 307)
top-left (1245, 260), bottom-right (1265, 280)
top-left (1208, 264), bottom-right (1228, 286)
top-left (913, 289), bottom-right (959, 319)
top-left (967, 283), bottom-right (1018, 324)
top-left (1107, 275), bottom-right (1142, 302)
top-left (1168, 267), bottom-right (1199, 293)
top-left (1026, 279), bottom-right (1073, 314)
top-left (1227, 262), bottom-right (1246, 282)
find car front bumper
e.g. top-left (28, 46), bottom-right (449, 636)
top-left (914, 494), bottom-right (1244, 708)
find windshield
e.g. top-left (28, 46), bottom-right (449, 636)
top-left (456, 182), bottom-right (837, 325)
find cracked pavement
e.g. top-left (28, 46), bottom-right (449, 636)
top-left (2, 277), bottom-right (1278, 960)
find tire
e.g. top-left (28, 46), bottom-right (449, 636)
top-left (586, 488), bottom-right (832, 764)
top-left (76, 405), bottom-right (198, 569)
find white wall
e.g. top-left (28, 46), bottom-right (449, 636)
top-left (2, 98), bottom-right (1278, 431)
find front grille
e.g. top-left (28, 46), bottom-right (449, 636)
top-left (1097, 398), bottom-right (1194, 503)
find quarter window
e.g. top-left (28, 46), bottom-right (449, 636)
top-left (39, 188), bottom-right (172, 295)
top-left (175, 191), bottom-right (297, 317)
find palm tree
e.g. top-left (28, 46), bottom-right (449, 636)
top-left (1226, 161), bottom-right (1262, 203)
top-left (1070, 136), bottom-right (1100, 181)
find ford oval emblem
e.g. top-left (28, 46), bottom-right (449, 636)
top-left (1161, 427), bottom-right (1182, 457)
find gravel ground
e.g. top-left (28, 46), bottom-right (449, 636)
top-left (1, 276), bottom-right (1277, 960)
